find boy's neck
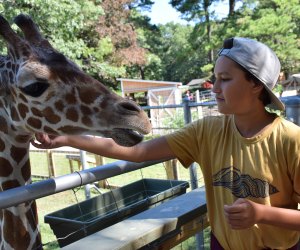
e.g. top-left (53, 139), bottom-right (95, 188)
top-left (233, 110), bottom-right (277, 138)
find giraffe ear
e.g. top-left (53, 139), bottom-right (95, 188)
top-left (0, 15), bottom-right (24, 49)
top-left (14, 14), bottom-right (53, 50)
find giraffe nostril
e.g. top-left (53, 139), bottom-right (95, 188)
top-left (118, 101), bottom-right (141, 113)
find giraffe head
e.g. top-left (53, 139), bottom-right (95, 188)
top-left (0, 14), bottom-right (151, 147)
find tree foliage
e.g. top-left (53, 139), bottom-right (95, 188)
top-left (0, 0), bottom-right (153, 89)
top-left (213, 0), bottom-right (300, 74)
top-left (0, 0), bottom-right (299, 88)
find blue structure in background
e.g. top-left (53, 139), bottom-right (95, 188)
top-left (281, 95), bottom-right (300, 126)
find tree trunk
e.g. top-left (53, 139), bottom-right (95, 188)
top-left (204, 0), bottom-right (213, 63)
top-left (229, 0), bottom-right (235, 16)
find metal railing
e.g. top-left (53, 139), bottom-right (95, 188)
top-left (0, 159), bottom-right (171, 209)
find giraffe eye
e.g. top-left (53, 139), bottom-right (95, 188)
top-left (20, 82), bottom-right (50, 97)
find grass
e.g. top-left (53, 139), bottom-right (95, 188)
top-left (30, 150), bottom-right (208, 249)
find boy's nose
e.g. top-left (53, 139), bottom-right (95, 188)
top-left (212, 81), bottom-right (220, 93)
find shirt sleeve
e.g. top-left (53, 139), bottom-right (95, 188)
top-left (165, 120), bottom-right (204, 168)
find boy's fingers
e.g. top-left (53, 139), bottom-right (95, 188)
top-left (224, 204), bottom-right (243, 213)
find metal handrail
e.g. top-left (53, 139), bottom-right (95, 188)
top-left (0, 159), bottom-right (171, 209)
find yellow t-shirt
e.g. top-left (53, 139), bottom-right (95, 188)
top-left (165, 115), bottom-right (300, 249)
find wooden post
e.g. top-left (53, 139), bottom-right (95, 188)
top-left (164, 159), bottom-right (179, 180)
top-left (157, 214), bottom-right (209, 250)
top-left (95, 155), bottom-right (107, 188)
top-left (46, 150), bottom-right (56, 177)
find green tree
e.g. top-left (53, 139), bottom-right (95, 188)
top-left (212, 0), bottom-right (300, 74)
top-left (170, 0), bottom-right (215, 63)
top-left (149, 22), bottom-right (209, 83)
top-left (1, 0), bottom-right (103, 62)
top-left (0, 0), bottom-right (153, 89)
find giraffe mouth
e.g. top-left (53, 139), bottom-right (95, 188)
top-left (101, 128), bottom-right (144, 147)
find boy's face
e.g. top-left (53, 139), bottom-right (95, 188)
top-left (213, 56), bottom-right (261, 115)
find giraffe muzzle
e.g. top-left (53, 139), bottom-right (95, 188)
top-left (100, 128), bottom-right (145, 147)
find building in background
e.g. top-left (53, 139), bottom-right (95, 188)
top-left (117, 79), bottom-right (182, 133)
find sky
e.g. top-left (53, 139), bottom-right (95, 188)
top-left (145, 0), bottom-right (228, 25)
top-left (145, 1), bottom-right (188, 25)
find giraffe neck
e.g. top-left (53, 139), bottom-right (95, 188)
top-left (0, 108), bottom-right (42, 249)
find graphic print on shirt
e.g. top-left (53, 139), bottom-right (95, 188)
top-left (212, 166), bottom-right (279, 198)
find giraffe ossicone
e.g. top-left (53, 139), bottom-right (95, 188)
top-left (0, 14), bottom-right (151, 249)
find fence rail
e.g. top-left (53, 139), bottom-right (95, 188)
top-left (0, 159), bottom-right (170, 209)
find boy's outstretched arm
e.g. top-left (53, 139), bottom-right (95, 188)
top-left (31, 134), bottom-right (176, 163)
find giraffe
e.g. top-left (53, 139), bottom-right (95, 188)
top-left (0, 14), bottom-right (151, 250)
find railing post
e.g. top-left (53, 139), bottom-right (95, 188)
top-left (79, 150), bottom-right (91, 199)
top-left (183, 98), bottom-right (198, 190)
top-left (183, 97), bottom-right (192, 124)
top-left (183, 97), bottom-right (202, 250)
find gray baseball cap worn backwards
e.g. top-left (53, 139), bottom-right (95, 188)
top-left (218, 37), bottom-right (285, 111)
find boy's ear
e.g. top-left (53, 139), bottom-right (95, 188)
top-left (251, 81), bottom-right (264, 94)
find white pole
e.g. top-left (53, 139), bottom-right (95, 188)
top-left (79, 150), bottom-right (91, 199)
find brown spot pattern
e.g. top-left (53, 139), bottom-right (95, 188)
top-left (43, 126), bottom-right (58, 135)
top-left (65, 93), bottom-right (77, 105)
top-left (0, 117), bottom-right (8, 133)
top-left (10, 106), bottom-right (20, 122)
top-left (27, 117), bottom-right (42, 129)
top-left (81, 105), bottom-right (92, 115)
top-left (21, 160), bottom-right (31, 182)
top-left (66, 108), bottom-right (79, 122)
top-left (18, 103), bottom-right (29, 119)
top-left (0, 158), bottom-right (13, 177)
top-left (78, 87), bottom-right (99, 104)
top-left (43, 107), bottom-right (61, 124)
top-left (4, 210), bottom-right (31, 249)
top-left (10, 88), bottom-right (17, 98)
top-left (31, 107), bottom-right (43, 117)
top-left (54, 100), bottom-right (64, 112)
top-left (22, 46), bottom-right (31, 57)
top-left (26, 201), bottom-right (38, 233)
top-left (82, 116), bottom-right (93, 127)
top-left (93, 107), bottom-right (99, 112)
top-left (18, 93), bottom-right (28, 103)
top-left (2, 180), bottom-right (20, 190)
top-left (15, 135), bottom-right (31, 143)
top-left (99, 98), bottom-right (109, 109)
top-left (9, 71), bottom-right (14, 83)
top-left (10, 146), bottom-right (27, 164)
top-left (0, 138), bottom-right (5, 151)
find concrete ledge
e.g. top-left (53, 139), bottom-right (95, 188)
top-left (62, 187), bottom-right (207, 250)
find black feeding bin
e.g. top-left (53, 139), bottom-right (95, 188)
top-left (44, 178), bottom-right (189, 247)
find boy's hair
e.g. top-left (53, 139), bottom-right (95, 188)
top-left (238, 64), bottom-right (271, 106)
